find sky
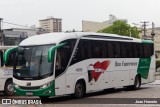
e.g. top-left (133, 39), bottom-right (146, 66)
top-left (0, 0), bottom-right (160, 31)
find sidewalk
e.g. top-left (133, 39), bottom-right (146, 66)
top-left (149, 80), bottom-right (160, 85)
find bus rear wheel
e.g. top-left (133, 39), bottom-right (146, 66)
top-left (74, 81), bottom-right (85, 98)
top-left (133, 75), bottom-right (141, 89)
top-left (4, 80), bottom-right (14, 96)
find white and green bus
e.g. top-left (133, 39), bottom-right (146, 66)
top-left (4, 32), bottom-right (155, 98)
top-left (0, 46), bottom-right (17, 95)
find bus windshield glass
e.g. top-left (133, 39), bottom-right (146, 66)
top-left (13, 45), bottom-right (54, 80)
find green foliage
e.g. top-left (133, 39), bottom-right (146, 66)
top-left (98, 21), bottom-right (140, 38)
top-left (156, 60), bottom-right (160, 69)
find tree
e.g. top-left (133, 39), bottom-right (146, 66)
top-left (98, 21), bottom-right (140, 38)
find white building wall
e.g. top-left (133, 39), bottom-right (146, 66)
top-left (82, 20), bottom-right (109, 32)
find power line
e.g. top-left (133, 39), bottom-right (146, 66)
top-left (2, 21), bottom-right (37, 30)
top-left (3, 21), bottom-right (28, 28)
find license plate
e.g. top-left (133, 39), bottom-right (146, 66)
top-left (26, 92), bottom-right (33, 95)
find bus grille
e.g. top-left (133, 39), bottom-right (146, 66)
top-left (19, 86), bottom-right (41, 90)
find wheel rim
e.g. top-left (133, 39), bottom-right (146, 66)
top-left (7, 84), bottom-right (13, 92)
top-left (75, 84), bottom-right (82, 96)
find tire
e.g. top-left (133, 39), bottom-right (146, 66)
top-left (133, 75), bottom-right (141, 89)
top-left (4, 80), bottom-right (14, 96)
top-left (74, 81), bottom-right (85, 98)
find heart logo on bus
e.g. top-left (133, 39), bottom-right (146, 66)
top-left (88, 60), bottom-right (110, 82)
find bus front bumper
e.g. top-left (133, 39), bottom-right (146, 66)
top-left (14, 81), bottom-right (55, 96)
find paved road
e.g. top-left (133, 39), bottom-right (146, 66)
top-left (1, 81), bottom-right (160, 107)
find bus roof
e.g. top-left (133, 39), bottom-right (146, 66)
top-left (19, 32), bottom-right (152, 46)
top-left (19, 32), bottom-right (77, 46)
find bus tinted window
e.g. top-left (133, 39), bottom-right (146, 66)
top-left (92, 40), bottom-right (105, 58)
top-left (108, 42), bottom-right (121, 58)
top-left (114, 42), bottom-right (121, 58)
top-left (132, 43), bottom-right (138, 58)
top-left (104, 42), bottom-right (109, 58)
top-left (70, 39), bottom-right (92, 65)
top-left (70, 42), bottom-right (81, 65)
top-left (138, 43), bottom-right (144, 58)
top-left (80, 40), bottom-right (92, 60)
top-left (121, 42), bottom-right (127, 58)
top-left (108, 42), bottom-right (114, 58)
top-left (143, 43), bottom-right (153, 57)
top-left (70, 39), bottom-right (154, 66)
top-left (127, 43), bottom-right (133, 58)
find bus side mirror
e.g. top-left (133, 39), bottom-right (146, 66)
top-left (4, 47), bottom-right (18, 64)
top-left (48, 43), bottom-right (67, 62)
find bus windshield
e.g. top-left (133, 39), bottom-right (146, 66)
top-left (13, 45), bottom-right (54, 80)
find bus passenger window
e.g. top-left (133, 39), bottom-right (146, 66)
top-left (80, 40), bottom-right (92, 60)
top-left (108, 42), bottom-right (120, 58)
top-left (132, 43), bottom-right (138, 58)
top-left (92, 41), bottom-right (104, 58)
top-left (143, 43), bottom-right (153, 57)
top-left (114, 42), bottom-right (121, 58)
top-left (137, 44), bottom-right (144, 58)
top-left (121, 42), bottom-right (127, 58)
top-left (108, 42), bottom-right (114, 58)
top-left (127, 43), bottom-right (133, 58)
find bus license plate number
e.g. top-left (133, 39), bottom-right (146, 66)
top-left (26, 92), bottom-right (33, 95)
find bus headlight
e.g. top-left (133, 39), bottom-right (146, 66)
top-left (40, 82), bottom-right (52, 89)
top-left (14, 83), bottom-right (19, 88)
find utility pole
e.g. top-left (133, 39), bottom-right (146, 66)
top-left (151, 22), bottom-right (155, 41)
top-left (0, 18), bottom-right (3, 46)
top-left (140, 21), bottom-right (149, 39)
top-left (0, 18), bottom-right (2, 30)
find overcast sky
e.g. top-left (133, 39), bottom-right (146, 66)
top-left (0, 0), bottom-right (160, 31)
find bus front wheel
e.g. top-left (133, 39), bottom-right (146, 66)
top-left (74, 81), bottom-right (85, 98)
top-left (4, 80), bottom-right (14, 96)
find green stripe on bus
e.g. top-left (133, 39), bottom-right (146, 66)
top-left (137, 58), bottom-right (151, 79)
top-left (4, 47), bottom-right (18, 64)
top-left (142, 40), bottom-right (153, 43)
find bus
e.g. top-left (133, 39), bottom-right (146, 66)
top-left (4, 32), bottom-right (155, 98)
top-left (0, 46), bottom-right (17, 95)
